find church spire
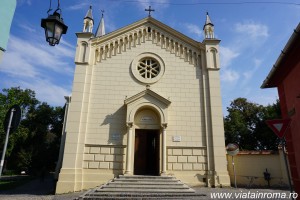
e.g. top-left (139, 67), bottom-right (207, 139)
top-left (96, 10), bottom-right (105, 37)
top-left (83, 6), bottom-right (94, 33)
top-left (203, 12), bottom-right (215, 39)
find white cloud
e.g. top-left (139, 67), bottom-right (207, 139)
top-left (221, 69), bottom-right (240, 82)
top-left (245, 58), bottom-right (262, 78)
top-left (242, 58), bottom-right (262, 84)
top-left (66, 3), bottom-right (90, 11)
top-left (254, 58), bottom-right (262, 67)
top-left (20, 79), bottom-right (70, 106)
top-left (1, 35), bottom-right (75, 77)
top-left (243, 71), bottom-right (252, 80)
top-left (235, 21), bottom-right (269, 39)
top-left (18, 24), bottom-right (36, 33)
top-left (0, 32), bottom-right (75, 106)
top-left (220, 46), bottom-right (240, 68)
top-left (0, 50), bottom-right (38, 78)
top-left (184, 23), bottom-right (202, 37)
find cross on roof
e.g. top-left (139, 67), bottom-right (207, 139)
top-left (145, 6), bottom-right (155, 17)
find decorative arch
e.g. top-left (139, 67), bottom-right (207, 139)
top-left (209, 47), bottom-right (218, 69)
top-left (81, 42), bottom-right (88, 62)
top-left (124, 89), bottom-right (171, 176)
top-left (124, 89), bottom-right (171, 125)
top-left (128, 102), bottom-right (166, 125)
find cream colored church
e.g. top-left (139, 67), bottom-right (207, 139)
top-left (55, 6), bottom-right (230, 193)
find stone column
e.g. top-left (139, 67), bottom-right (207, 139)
top-left (125, 122), bottom-right (133, 175)
top-left (161, 123), bottom-right (167, 175)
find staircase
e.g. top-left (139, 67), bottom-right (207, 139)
top-left (77, 175), bottom-right (205, 199)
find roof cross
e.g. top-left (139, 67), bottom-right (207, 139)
top-left (145, 6), bottom-right (155, 17)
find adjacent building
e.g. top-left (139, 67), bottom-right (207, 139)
top-left (56, 7), bottom-right (230, 193)
top-left (0, 0), bottom-right (16, 62)
top-left (261, 23), bottom-right (300, 196)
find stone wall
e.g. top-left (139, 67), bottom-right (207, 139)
top-left (227, 150), bottom-right (290, 188)
top-left (167, 147), bottom-right (207, 171)
top-left (166, 147), bottom-right (207, 187)
top-left (83, 145), bottom-right (125, 172)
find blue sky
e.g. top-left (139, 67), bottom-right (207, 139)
top-left (1, 0), bottom-right (300, 115)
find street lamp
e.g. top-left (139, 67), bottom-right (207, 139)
top-left (41, 0), bottom-right (68, 46)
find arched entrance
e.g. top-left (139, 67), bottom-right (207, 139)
top-left (124, 89), bottom-right (171, 176)
top-left (134, 109), bottom-right (160, 175)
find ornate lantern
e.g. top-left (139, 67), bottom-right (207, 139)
top-left (41, 0), bottom-right (68, 46)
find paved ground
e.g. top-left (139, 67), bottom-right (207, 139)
top-left (0, 175), bottom-right (295, 200)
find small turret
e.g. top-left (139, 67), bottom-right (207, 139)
top-left (202, 12), bottom-right (220, 70)
top-left (95, 10), bottom-right (105, 37)
top-left (83, 6), bottom-right (94, 33)
top-left (203, 12), bottom-right (214, 39)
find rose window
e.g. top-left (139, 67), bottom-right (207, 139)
top-left (131, 53), bottom-right (165, 84)
top-left (137, 58), bottom-right (160, 79)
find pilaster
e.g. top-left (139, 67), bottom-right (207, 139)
top-left (202, 38), bottom-right (230, 187)
top-left (125, 122), bottom-right (133, 175)
top-left (56, 33), bottom-right (94, 193)
top-left (161, 123), bottom-right (168, 175)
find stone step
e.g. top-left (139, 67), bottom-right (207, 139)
top-left (107, 181), bottom-right (185, 185)
top-left (118, 175), bottom-right (176, 179)
top-left (77, 175), bottom-right (201, 199)
top-left (113, 178), bottom-right (179, 183)
top-left (103, 184), bottom-right (189, 189)
top-left (95, 187), bottom-right (195, 193)
top-left (79, 192), bottom-right (206, 200)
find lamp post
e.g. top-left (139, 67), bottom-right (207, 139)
top-left (41, 0), bottom-right (68, 46)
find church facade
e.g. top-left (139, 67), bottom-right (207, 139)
top-left (55, 7), bottom-right (230, 193)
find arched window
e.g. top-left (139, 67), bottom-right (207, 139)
top-left (84, 22), bottom-right (89, 32)
top-left (210, 48), bottom-right (218, 68)
top-left (81, 42), bottom-right (87, 62)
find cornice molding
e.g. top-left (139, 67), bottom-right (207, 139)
top-left (124, 88), bottom-right (171, 107)
top-left (91, 17), bottom-right (205, 67)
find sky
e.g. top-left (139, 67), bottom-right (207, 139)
top-left (1, 0), bottom-right (300, 115)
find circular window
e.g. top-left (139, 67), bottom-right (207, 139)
top-left (137, 58), bottom-right (160, 79)
top-left (131, 53), bottom-right (165, 84)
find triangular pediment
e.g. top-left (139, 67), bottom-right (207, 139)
top-left (92, 17), bottom-right (205, 50)
top-left (92, 17), bottom-right (204, 66)
top-left (92, 17), bottom-right (203, 49)
top-left (124, 89), bottom-right (171, 107)
top-left (124, 89), bottom-right (171, 124)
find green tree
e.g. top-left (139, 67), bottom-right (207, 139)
top-left (0, 87), bottom-right (39, 157)
top-left (254, 100), bottom-right (281, 150)
top-left (224, 98), bottom-right (281, 150)
top-left (20, 103), bottom-right (64, 172)
top-left (0, 87), bottom-right (64, 174)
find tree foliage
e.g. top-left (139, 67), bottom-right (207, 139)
top-left (0, 87), bottom-right (64, 174)
top-left (224, 98), bottom-right (281, 150)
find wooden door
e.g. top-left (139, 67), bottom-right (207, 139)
top-left (134, 129), bottom-right (160, 175)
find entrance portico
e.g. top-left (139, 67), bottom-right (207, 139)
top-left (124, 89), bottom-right (171, 176)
